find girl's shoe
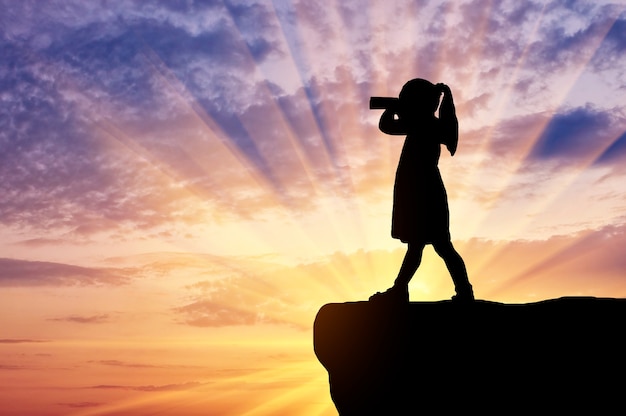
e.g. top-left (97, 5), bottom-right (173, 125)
top-left (451, 291), bottom-right (474, 303)
top-left (369, 285), bottom-right (409, 303)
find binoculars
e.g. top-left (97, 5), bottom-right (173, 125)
top-left (369, 97), bottom-right (398, 110)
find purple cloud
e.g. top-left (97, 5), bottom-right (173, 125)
top-left (530, 106), bottom-right (613, 160)
top-left (0, 0), bottom-right (623, 239)
top-left (596, 131), bottom-right (626, 164)
top-left (0, 258), bottom-right (133, 286)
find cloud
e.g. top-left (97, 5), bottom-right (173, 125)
top-left (173, 219), bottom-right (626, 322)
top-left (172, 256), bottom-right (326, 329)
top-left (0, 338), bottom-right (48, 343)
top-left (95, 360), bottom-right (160, 368)
top-left (88, 382), bottom-right (204, 392)
top-left (56, 402), bottom-right (102, 409)
top-left (14, 238), bottom-right (69, 247)
top-left (174, 274), bottom-right (300, 328)
top-left (175, 299), bottom-right (274, 327)
top-left (0, 1), bottom-right (277, 236)
top-left (0, 0), bottom-right (319, 237)
top-left (92, 359), bottom-right (199, 369)
top-left (529, 106), bottom-right (614, 160)
top-left (524, 2), bottom-right (620, 69)
top-left (0, 0), bottom-right (624, 242)
top-left (476, 222), bottom-right (626, 299)
top-left (596, 131), bottom-right (626, 164)
top-left (588, 14), bottom-right (626, 76)
top-left (0, 258), bottom-right (134, 286)
top-left (223, 0), bottom-right (286, 63)
top-left (0, 364), bottom-right (30, 370)
top-left (48, 314), bottom-right (110, 324)
top-left (603, 15), bottom-right (626, 54)
top-left (97, 360), bottom-right (159, 368)
top-left (476, 105), bottom-right (625, 174)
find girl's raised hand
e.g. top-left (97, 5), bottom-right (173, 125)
top-left (436, 83), bottom-right (451, 95)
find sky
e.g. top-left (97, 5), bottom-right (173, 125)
top-left (1, 0), bottom-right (625, 414)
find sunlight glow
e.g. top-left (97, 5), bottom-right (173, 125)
top-left (1, 1), bottom-right (625, 415)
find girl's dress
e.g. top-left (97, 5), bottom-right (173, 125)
top-left (391, 117), bottom-right (450, 244)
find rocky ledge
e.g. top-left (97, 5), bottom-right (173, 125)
top-left (314, 297), bottom-right (626, 414)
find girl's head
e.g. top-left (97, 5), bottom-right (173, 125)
top-left (398, 78), bottom-right (440, 116)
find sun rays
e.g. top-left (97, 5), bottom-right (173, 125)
top-left (80, 0), bottom-right (625, 306)
top-left (1, 1), bottom-right (625, 415)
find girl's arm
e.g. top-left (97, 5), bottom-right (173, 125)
top-left (379, 108), bottom-right (407, 135)
top-left (437, 84), bottom-right (458, 155)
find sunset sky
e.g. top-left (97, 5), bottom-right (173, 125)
top-left (1, 0), bottom-right (625, 414)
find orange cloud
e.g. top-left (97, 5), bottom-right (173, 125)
top-left (48, 314), bottom-right (110, 324)
top-left (0, 339), bottom-right (48, 344)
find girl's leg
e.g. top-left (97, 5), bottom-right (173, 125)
top-left (370, 243), bottom-right (426, 301)
top-left (394, 242), bottom-right (426, 288)
top-left (432, 240), bottom-right (473, 299)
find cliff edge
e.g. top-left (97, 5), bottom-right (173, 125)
top-left (314, 297), bottom-right (626, 414)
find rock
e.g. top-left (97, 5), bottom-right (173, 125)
top-left (313, 297), bottom-right (626, 414)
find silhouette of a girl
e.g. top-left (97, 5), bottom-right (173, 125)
top-left (370, 79), bottom-right (474, 302)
